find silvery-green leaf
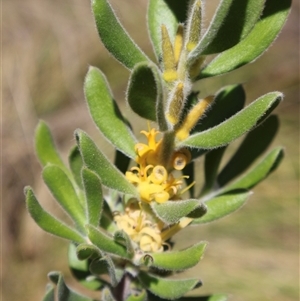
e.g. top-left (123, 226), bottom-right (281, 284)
top-left (188, 0), bottom-right (265, 60)
top-left (76, 130), bottom-right (137, 196)
top-left (24, 187), bottom-right (85, 243)
top-left (125, 290), bottom-right (147, 301)
top-left (102, 287), bottom-right (116, 301)
top-left (222, 147), bottom-right (284, 192)
top-left (114, 230), bottom-right (134, 256)
top-left (86, 224), bottom-right (130, 259)
top-left (48, 271), bottom-right (94, 301)
top-left (68, 145), bottom-right (84, 189)
top-left (148, 0), bottom-right (189, 59)
top-left (42, 285), bottom-right (55, 301)
top-left (151, 199), bottom-right (207, 225)
top-left (199, 0), bottom-right (292, 78)
top-left (82, 167), bottom-right (103, 227)
top-left (179, 92), bottom-right (282, 149)
top-left (145, 242), bottom-right (207, 271)
top-left (193, 190), bottom-right (250, 224)
top-left (43, 164), bottom-right (86, 231)
top-left (218, 115), bottom-right (279, 186)
top-left (139, 272), bottom-right (201, 300)
top-left (35, 121), bottom-right (67, 173)
top-left (85, 67), bottom-right (137, 158)
top-left (69, 243), bottom-right (103, 290)
top-left (92, 0), bottom-right (149, 69)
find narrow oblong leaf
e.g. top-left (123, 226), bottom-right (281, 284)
top-left (48, 272), bottom-right (94, 301)
top-left (69, 243), bottom-right (104, 291)
top-left (151, 199), bottom-right (207, 225)
top-left (69, 145), bottom-right (84, 189)
top-left (189, 0), bottom-right (265, 60)
top-left (223, 147), bottom-right (284, 192)
top-left (42, 285), bottom-right (55, 301)
top-left (102, 287), bottom-right (116, 301)
top-left (82, 167), bottom-right (103, 227)
top-left (139, 272), bottom-right (201, 300)
top-left (192, 190), bottom-right (250, 224)
top-left (86, 224), bottom-right (130, 259)
top-left (43, 164), bottom-right (86, 231)
top-left (25, 187), bottom-right (85, 243)
top-left (193, 84), bottom-right (246, 133)
top-left (127, 62), bottom-right (164, 123)
top-left (35, 121), bottom-right (66, 171)
top-left (179, 92), bottom-right (282, 149)
top-left (85, 67), bottom-right (137, 158)
top-left (92, 0), bottom-right (149, 69)
top-left (125, 290), bottom-right (147, 301)
top-left (199, 0), bottom-right (292, 78)
top-left (147, 242), bottom-right (207, 271)
top-left (148, 0), bottom-right (189, 59)
top-left (218, 115), bottom-right (279, 186)
top-left (114, 230), bottom-right (134, 256)
top-left (169, 294), bottom-right (228, 301)
top-left (76, 130), bottom-right (137, 196)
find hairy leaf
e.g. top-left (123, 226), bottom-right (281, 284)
top-left (76, 130), bottom-right (137, 196)
top-left (69, 145), bottom-right (84, 189)
top-left (25, 187), bottom-right (85, 243)
top-left (85, 67), bottom-right (137, 158)
top-left (199, 0), bottom-right (292, 78)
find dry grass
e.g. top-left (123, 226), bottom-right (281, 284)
top-left (2, 0), bottom-right (299, 300)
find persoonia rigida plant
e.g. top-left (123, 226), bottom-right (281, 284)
top-left (25, 0), bottom-right (291, 300)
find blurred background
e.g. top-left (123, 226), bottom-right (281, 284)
top-left (2, 0), bottom-right (299, 300)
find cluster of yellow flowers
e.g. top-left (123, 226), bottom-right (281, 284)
top-left (114, 127), bottom-right (194, 252)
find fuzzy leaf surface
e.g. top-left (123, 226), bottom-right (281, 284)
top-left (223, 147), bottom-right (284, 192)
top-left (82, 167), bottom-right (103, 227)
top-left (43, 164), bottom-right (86, 230)
top-left (125, 290), bottom-right (147, 301)
top-left (25, 187), bottom-right (85, 243)
top-left (42, 285), bottom-right (55, 301)
top-left (199, 0), bottom-right (291, 78)
top-left (69, 146), bottom-right (84, 189)
top-left (92, 0), bottom-right (149, 69)
top-left (35, 121), bottom-right (66, 171)
top-left (193, 190), bottom-right (250, 224)
top-left (86, 224), bottom-right (130, 259)
top-left (151, 199), bottom-right (207, 225)
top-left (48, 272), bottom-right (94, 301)
top-left (85, 67), bottom-right (136, 158)
top-left (148, 0), bottom-right (188, 59)
top-left (179, 92), bottom-right (282, 149)
top-left (147, 242), bottom-right (207, 271)
top-left (218, 115), bottom-right (279, 186)
top-left (189, 0), bottom-right (265, 59)
top-left (139, 272), bottom-right (201, 300)
top-left (76, 130), bottom-right (137, 196)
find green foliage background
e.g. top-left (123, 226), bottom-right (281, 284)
top-left (2, 0), bottom-right (299, 300)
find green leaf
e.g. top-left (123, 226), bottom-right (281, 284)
top-left (146, 242), bottom-right (207, 271)
top-left (139, 272), bottom-right (201, 300)
top-left (218, 115), bottom-right (279, 186)
top-left (90, 256), bottom-right (124, 287)
top-left (24, 187), bottom-right (85, 243)
top-left (223, 147), bottom-right (284, 192)
top-left (127, 62), bottom-right (165, 128)
top-left (86, 224), bottom-right (130, 259)
top-left (42, 285), bottom-right (55, 301)
top-left (125, 290), bottom-right (147, 301)
top-left (201, 147), bottom-right (226, 196)
top-left (147, 0), bottom-right (189, 59)
top-left (48, 272), bottom-right (94, 301)
top-left (199, 0), bottom-right (292, 78)
top-left (102, 287), bottom-right (116, 301)
top-left (43, 164), bottom-right (86, 231)
top-left (69, 243), bottom-right (103, 291)
top-left (82, 167), bottom-right (103, 227)
top-left (164, 294), bottom-right (228, 301)
top-left (151, 199), bottom-right (207, 225)
top-left (179, 92), bottom-right (282, 149)
top-left (192, 190), bottom-right (250, 224)
top-left (92, 0), bottom-right (149, 69)
top-left (189, 0), bottom-right (265, 60)
top-left (69, 145), bottom-right (84, 189)
top-left (84, 67), bottom-right (137, 158)
top-left (193, 84), bottom-right (246, 133)
top-left (114, 230), bottom-right (134, 256)
top-left (76, 130), bottom-right (137, 196)
top-left (35, 121), bottom-right (66, 171)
